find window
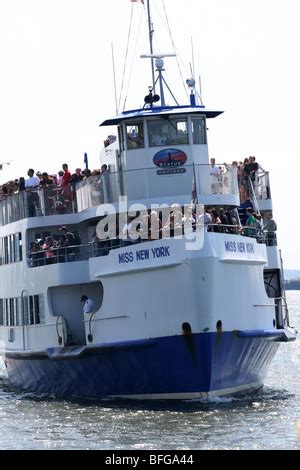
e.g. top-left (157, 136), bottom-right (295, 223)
top-left (192, 117), bottom-right (206, 144)
top-left (29, 297), bottom-right (34, 325)
top-left (0, 232), bottom-right (23, 265)
top-left (9, 298), bottom-right (14, 326)
top-left (126, 122), bottom-right (144, 149)
top-left (5, 299), bottom-right (9, 326)
top-left (15, 298), bottom-right (21, 326)
top-left (23, 296), bottom-right (29, 326)
top-left (34, 295), bottom-right (40, 324)
top-left (148, 118), bottom-right (189, 147)
top-left (38, 294), bottom-right (45, 324)
top-left (0, 299), bottom-right (3, 325)
top-left (0, 294), bottom-right (45, 327)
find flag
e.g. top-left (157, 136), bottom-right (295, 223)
top-left (130, 0), bottom-right (144, 4)
top-left (84, 152), bottom-right (88, 169)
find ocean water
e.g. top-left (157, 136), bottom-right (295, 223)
top-left (0, 291), bottom-right (299, 450)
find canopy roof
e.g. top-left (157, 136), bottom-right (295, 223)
top-left (100, 105), bottom-right (223, 126)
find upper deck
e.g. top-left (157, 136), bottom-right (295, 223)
top-left (0, 104), bottom-right (272, 228)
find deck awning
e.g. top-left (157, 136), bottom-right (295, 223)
top-left (100, 105), bottom-right (224, 126)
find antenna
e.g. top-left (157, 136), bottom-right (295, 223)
top-left (191, 37), bottom-right (195, 80)
top-left (111, 43), bottom-right (118, 115)
top-left (146, 0), bottom-right (156, 93)
top-left (198, 75), bottom-right (204, 106)
top-left (141, 53), bottom-right (177, 106)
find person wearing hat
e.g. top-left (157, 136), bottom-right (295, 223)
top-left (80, 295), bottom-right (95, 314)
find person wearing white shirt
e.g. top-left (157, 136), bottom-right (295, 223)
top-left (25, 168), bottom-right (40, 216)
top-left (80, 295), bottom-right (95, 314)
top-left (25, 168), bottom-right (40, 190)
top-left (210, 158), bottom-right (221, 194)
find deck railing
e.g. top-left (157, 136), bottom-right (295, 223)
top-left (0, 165), bottom-right (271, 226)
top-left (27, 222), bottom-right (275, 268)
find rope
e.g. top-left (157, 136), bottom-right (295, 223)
top-left (122, 6), bottom-right (145, 111)
top-left (117, 5), bottom-right (135, 114)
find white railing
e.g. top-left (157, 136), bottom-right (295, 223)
top-left (0, 165), bottom-right (271, 226)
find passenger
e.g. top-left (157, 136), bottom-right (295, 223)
top-left (264, 212), bottom-right (277, 246)
top-left (254, 213), bottom-right (264, 242)
top-left (51, 174), bottom-right (58, 185)
top-left (80, 295), bottom-right (96, 314)
top-left (243, 207), bottom-right (256, 237)
top-left (162, 205), bottom-right (182, 238)
top-left (99, 164), bottom-right (109, 203)
top-left (75, 168), bottom-right (84, 182)
top-left (219, 208), bottom-right (229, 233)
top-left (61, 163), bottom-right (72, 187)
top-left (42, 236), bottom-right (55, 264)
top-left (149, 210), bottom-right (162, 239)
top-left (57, 234), bottom-right (69, 263)
top-left (182, 206), bottom-right (195, 234)
top-left (57, 171), bottom-right (64, 186)
top-left (138, 212), bottom-right (151, 241)
top-left (210, 158), bottom-right (221, 194)
top-left (204, 210), bottom-right (212, 231)
top-left (210, 208), bottom-right (221, 232)
top-left (28, 242), bottom-right (42, 267)
top-left (238, 188), bottom-right (253, 226)
top-left (120, 215), bottom-right (135, 246)
top-left (18, 177), bottom-right (25, 192)
top-left (39, 172), bottom-right (53, 188)
top-left (25, 169), bottom-right (40, 217)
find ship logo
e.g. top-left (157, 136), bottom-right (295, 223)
top-left (153, 149), bottom-right (187, 168)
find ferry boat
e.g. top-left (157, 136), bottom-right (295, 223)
top-left (0, 0), bottom-right (296, 400)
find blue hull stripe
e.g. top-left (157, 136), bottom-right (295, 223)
top-left (5, 332), bottom-right (280, 399)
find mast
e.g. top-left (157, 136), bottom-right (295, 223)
top-left (146, 0), bottom-right (156, 93)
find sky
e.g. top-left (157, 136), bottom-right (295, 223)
top-left (0, 0), bottom-right (299, 268)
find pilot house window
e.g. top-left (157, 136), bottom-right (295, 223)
top-left (126, 122), bottom-right (144, 149)
top-left (192, 117), bottom-right (206, 144)
top-left (148, 118), bottom-right (189, 147)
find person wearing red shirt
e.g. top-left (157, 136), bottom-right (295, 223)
top-left (61, 163), bottom-right (72, 187)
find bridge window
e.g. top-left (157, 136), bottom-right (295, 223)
top-left (192, 117), bottom-right (206, 144)
top-left (148, 118), bottom-right (188, 147)
top-left (126, 122), bottom-right (144, 149)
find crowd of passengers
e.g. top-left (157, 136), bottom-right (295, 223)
top-left (0, 163), bottom-right (110, 217)
top-left (27, 202), bottom-right (276, 266)
top-left (0, 164), bottom-right (109, 200)
top-left (224, 156), bottom-right (264, 190)
top-left (0, 135), bottom-right (117, 200)
top-left (28, 226), bottom-right (82, 266)
top-left (0, 154), bottom-right (263, 201)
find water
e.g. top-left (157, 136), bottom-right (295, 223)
top-left (0, 291), bottom-right (299, 450)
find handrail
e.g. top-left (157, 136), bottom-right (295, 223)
top-left (273, 296), bottom-right (290, 327)
top-left (0, 164), bottom-right (241, 226)
top-left (55, 315), bottom-right (66, 346)
top-left (87, 311), bottom-right (97, 343)
top-left (278, 249), bottom-right (289, 326)
top-left (26, 222), bottom-right (271, 269)
top-left (246, 176), bottom-right (261, 215)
